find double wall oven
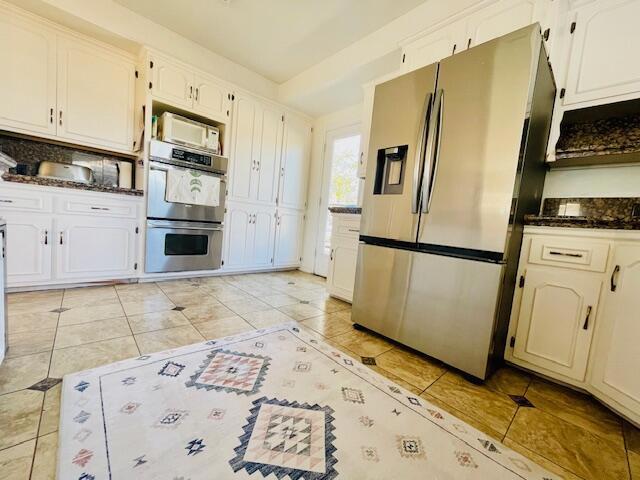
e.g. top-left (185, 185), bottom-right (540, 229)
top-left (145, 140), bottom-right (227, 273)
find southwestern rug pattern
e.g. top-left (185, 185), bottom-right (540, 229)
top-left (57, 323), bottom-right (558, 479)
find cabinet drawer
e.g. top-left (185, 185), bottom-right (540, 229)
top-left (528, 236), bottom-right (611, 272)
top-left (56, 196), bottom-right (139, 219)
top-left (0, 189), bottom-right (52, 212)
top-left (331, 215), bottom-right (361, 241)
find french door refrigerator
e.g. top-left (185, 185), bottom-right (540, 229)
top-left (352, 25), bottom-right (555, 380)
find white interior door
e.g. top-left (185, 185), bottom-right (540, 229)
top-left (314, 125), bottom-right (361, 277)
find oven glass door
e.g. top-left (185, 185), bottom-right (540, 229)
top-left (147, 161), bottom-right (226, 223)
top-left (145, 221), bottom-right (223, 273)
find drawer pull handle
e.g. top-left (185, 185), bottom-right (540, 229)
top-left (59, 232), bottom-right (64, 245)
top-left (44, 230), bottom-right (48, 245)
top-left (548, 251), bottom-right (583, 258)
top-left (90, 207), bottom-right (110, 211)
top-left (610, 265), bottom-right (620, 292)
top-left (583, 305), bottom-right (592, 330)
top-left (0, 199), bottom-right (13, 203)
top-left (348, 229), bottom-right (360, 232)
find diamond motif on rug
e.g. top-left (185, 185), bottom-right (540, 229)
top-left (341, 387), bottom-right (365, 404)
top-left (158, 361), bottom-right (185, 377)
top-left (185, 349), bottom-right (270, 395)
top-left (396, 435), bottom-right (426, 459)
top-left (153, 409), bottom-right (189, 429)
top-left (229, 397), bottom-right (338, 479)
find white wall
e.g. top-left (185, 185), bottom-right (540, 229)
top-left (543, 165), bottom-right (640, 199)
top-left (300, 103), bottom-right (363, 273)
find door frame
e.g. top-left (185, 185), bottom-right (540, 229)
top-left (313, 123), bottom-right (361, 277)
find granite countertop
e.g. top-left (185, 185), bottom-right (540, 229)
top-left (328, 206), bottom-right (362, 214)
top-left (1, 173), bottom-right (143, 197)
top-left (524, 214), bottom-right (640, 230)
top-left (525, 197), bottom-right (640, 230)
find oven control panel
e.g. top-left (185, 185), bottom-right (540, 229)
top-left (172, 148), bottom-right (212, 167)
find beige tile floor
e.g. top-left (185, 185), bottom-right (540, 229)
top-left (0, 270), bottom-right (638, 480)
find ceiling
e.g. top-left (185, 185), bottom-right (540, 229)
top-left (113, 0), bottom-right (427, 83)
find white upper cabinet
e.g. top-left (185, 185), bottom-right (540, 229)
top-left (0, 7), bottom-right (136, 154)
top-left (193, 73), bottom-right (230, 121)
top-left (150, 53), bottom-right (231, 123)
top-left (229, 94), bottom-right (258, 202)
top-left (0, 10), bottom-right (56, 136)
top-left (401, 21), bottom-right (465, 73)
top-left (228, 93), bottom-right (284, 205)
top-left (512, 266), bottom-right (602, 381)
top-left (57, 36), bottom-right (135, 152)
top-left (278, 114), bottom-right (311, 210)
top-left (590, 243), bottom-right (640, 418)
top-left (465, 0), bottom-right (551, 48)
top-left (562, 0), bottom-right (640, 106)
top-left (254, 104), bottom-right (284, 204)
top-left (151, 55), bottom-right (193, 109)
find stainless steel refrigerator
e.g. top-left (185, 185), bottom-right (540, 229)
top-left (352, 25), bottom-right (555, 380)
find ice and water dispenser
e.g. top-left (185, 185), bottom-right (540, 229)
top-left (373, 145), bottom-right (408, 195)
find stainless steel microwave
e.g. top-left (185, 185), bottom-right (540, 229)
top-left (158, 112), bottom-right (220, 154)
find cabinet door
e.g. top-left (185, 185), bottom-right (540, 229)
top-left (250, 207), bottom-right (276, 268)
top-left (465, 0), bottom-right (550, 48)
top-left (513, 267), bottom-right (602, 381)
top-left (193, 73), bottom-right (230, 122)
top-left (151, 55), bottom-right (193, 109)
top-left (228, 94), bottom-right (258, 202)
top-left (358, 84), bottom-right (375, 179)
top-left (278, 115), bottom-right (311, 210)
top-left (3, 213), bottom-right (52, 286)
top-left (0, 11), bottom-right (56, 136)
top-left (57, 36), bottom-right (135, 152)
top-left (273, 209), bottom-right (304, 267)
top-left (402, 21), bottom-right (465, 73)
top-left (563, 0), bottom-right (640, 106)
top-left (254, 104), bottom-right (284, 204)
top-left (223, 204), bottom-right (253, 269)
top-left (590, 244), bottom-right (640, 419)
top-left (326, 241), bottom-right (358, 302)
top-left (56, 216), bottom-right (136, 280)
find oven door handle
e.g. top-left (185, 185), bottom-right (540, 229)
top-left (147, 221), bottom-right (224, 231)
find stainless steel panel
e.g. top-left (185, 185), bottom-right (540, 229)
top-left (352, 243), bottom-right (504, 379)
top-left (361, 64), bottom-right (437, 242)
top-left (418, 25), bottom-right (542, 254)
top-left (149, 140), bottom-right (227, 174)
top-left (147, 161), bottom-right (226, 223)
top-left (145, 220), bottom-right (223, 273)
top-left (37, 161), bottom-right (93, 184)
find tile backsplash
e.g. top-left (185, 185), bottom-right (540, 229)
top-left (0, 132), bottom-right (133, 186)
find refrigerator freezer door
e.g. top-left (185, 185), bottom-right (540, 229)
top-left (360, 63), bottom-right (437, 243)
top-left (352, 242), bottom-right (504, 379)
top-left (418, 25), bottom-right (540, 255)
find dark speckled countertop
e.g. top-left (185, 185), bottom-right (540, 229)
top-left (328, 206), bottom-right (362, 214)
top-left (525, 197), bottom-right (640, 230)
top-left (2, 173), bottom-right (143, 197)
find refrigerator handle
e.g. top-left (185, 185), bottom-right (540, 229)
top-left (422, 88), bottom-right (444, 214)
top-left (412, 92), bottom-right (432, 214)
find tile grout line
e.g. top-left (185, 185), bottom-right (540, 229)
top-left (116, 284), bottom-right (141, 357)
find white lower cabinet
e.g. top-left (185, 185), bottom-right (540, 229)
top-left (507, 228), bottom-right (640, 423)
top-left (589, 243), bottom-right (640, 421)
top-left (223, 201), bottom-right (277, 271)
top-left (56, 216), bottom-right (137, 280)
top-left (0, 183), bottom-right (141, 287)
top-left (326, 213), bottom-right (361, 302)
top-left (273, 208), bottom-right (304, 267)
top-left (3, 212), bottom-right (53, 285)
top-left (512, 266), bottom-right (601, 381)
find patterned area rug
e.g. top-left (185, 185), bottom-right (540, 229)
top-left (57, 323), bottom-right (557, 479)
